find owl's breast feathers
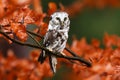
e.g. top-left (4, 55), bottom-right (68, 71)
top-left (43, 29), bottom-right (68, 52)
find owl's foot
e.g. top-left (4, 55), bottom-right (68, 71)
top-left (61, 52), bottom-right (66, 56)
top-left (48, 48), bottom-right (53, 52)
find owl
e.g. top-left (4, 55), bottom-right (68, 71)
top-left (38, 12), bottom-right (70, 73)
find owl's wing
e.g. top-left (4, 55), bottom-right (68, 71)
top-left (43, 31), bottom-right (54, 47)
top-left (38, 31), bottom-right (51, 63)
top-left (44, 30), bottom-right (58, 73)
top-left (38, 30), bottom-right (57, 63)
top-left (45, 30), bottom-right (58, 73)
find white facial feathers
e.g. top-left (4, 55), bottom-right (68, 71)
top-left (48, 12), bottom-right (70, 31)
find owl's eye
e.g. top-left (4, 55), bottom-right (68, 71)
top-left (56, 17), bottom-right (60, 20)
top-left (64, 17), bottom-right (67, 21)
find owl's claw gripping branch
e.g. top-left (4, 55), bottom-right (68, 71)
top-left (61, 52), bottom-right (66, 56)
top-left (0, 30), bottom-right (91, 67)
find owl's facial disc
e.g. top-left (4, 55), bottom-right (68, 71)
top-left (55, 16), bottom-right (68, 29)
top-left (49, 12), bottom-right (70, 30)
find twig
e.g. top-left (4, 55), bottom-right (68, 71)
top-left (57, 54), bottom-right (91, 67)
top-left (0, 30), bottom-right (41, 48)
top-left (0, 30), bottom-right (91, 67)
top-left (64, 47), bottom-right (79, 57)
top-left (27, 32), bottom-right (41, 46)
top-left (27, 30), bottom-right (43, 38)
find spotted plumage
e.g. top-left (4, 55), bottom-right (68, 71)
top-left (38, 12), bottom-right (70, 73)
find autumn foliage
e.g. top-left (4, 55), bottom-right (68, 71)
top-left (0, 0), bottom-right (120, 80)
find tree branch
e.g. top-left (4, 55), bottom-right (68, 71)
top-left (26, 30), bottom-right (81, 57)
top-left (27, 30), bottom-right (43, 39)
top-left (27, 30), bottom-right (91, 66)
top-left (0, 30), bottom-right (91, 67)
top-left (27, 32), bottom-right (41, 46)
top-left (27, 30), bottom-right (87, 65)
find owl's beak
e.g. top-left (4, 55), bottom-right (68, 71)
top-left (60, 21), bottom-right (64, 26)
top-left (61, 22), bottom-right (64, 26)
top-left (60, 22), bottom-right (64, 29)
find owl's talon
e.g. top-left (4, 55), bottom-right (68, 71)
top-left (61, 52), bottom-right (66, 56)
top-left (48, 48), bottom-right (53, 52)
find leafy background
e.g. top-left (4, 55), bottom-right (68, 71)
top-left (42, 0), bottom-right (120, 44)
top-left (41, 0), bottom-right (120, 79)
top-left (0, 0), bottom-right (120, 80)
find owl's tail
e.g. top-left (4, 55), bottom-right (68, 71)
top-left (38, 50), bottom-right (57, 73)
top-left (49, 55), bottom-right (57, 73)
top-left (38, 50), bottom-right (47, 64)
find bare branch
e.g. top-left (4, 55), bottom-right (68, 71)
top-left (27, 30), bottom-right (43, 39)
top-left (64, 47), bottom-right (79, 57)
top-left (27, 32), bottom-right (41, 46)
top-left (27, 30), bottom-right (91, 66)
top-left (0, 30), bottom-right (91, 67)
top-left (26, 30), bottom-right (91, 66)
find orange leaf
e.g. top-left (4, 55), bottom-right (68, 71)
top-left (48, 2), bottom-right (57, 16)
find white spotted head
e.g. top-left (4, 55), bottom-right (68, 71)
top-left (48, 12), bottom-right (70, 30)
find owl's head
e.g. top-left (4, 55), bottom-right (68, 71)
top-left (49, 12), bottom-right (70, 30)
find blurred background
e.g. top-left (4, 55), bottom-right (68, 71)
top-left (42, 0), bottom-right (120, 79)
top-left (42, 0), bottom-right (120, 44)
top-left (1, 0), bottom-right (120, 56)
top-left (0, 0), bottom-right (120, 79)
